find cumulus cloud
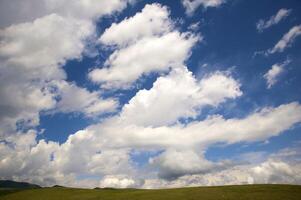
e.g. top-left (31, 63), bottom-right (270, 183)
top-left (0, 130), bottom-right (62, 186)
top-left (0, 14), bottom-right (93, 137)
top-left (267, 25), bottom-right (301, 54)
top-left (252, 159), bottom-right (299, 184)
top-left (142, 147), bottom-right (301, 188)
top-left (263, 60), bottom-right (289, 89)
top-left (54, 81), bottom-right (118, 117)
top-left (75, 101), bottom-right (301, 182)
top-left (256, 8), bottom-right (291, 32)
top-left (89, 4), bottom-right (200, 89)
top-left (99, 175), bottom-right (143, 188)
top-left (120, 67), bottom-right (241, 127)
top-left (0, 14), bottom-right (94, 73)
top-left (150, 149), bottom-right (217, 180)
top-left (0, 0), bottom-right (130, 27)
top-left (93, 102), bottom-right (301, 150)
top-left (0, 1), bottom-right (130, 137)
top-left (44, 0), bottom-right (130, 20)
top-left (54, 130), bottom-right (133, 176)
top-left (1, 88), bottom-right (301, 187)
top-left (99, 3), bottom-right (172, 46)
top-left (1, 1), bottom-right (301, 189)
top-left (182, 0), bottom-right (225, 15)
top-left (90, 33), bottom-right (199, 89)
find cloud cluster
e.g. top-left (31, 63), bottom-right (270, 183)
top-left (0, 0), bottom-right (128, 137)
top-left (89, 4), bottom-right (200, 89)
top-left (2, 74), bottom-right (300, 187)
top-left (182, 0), bottom-right (225, 15)
top-left (54, 81), bottom-right (118, 117)
top-left (1, 1), bottom-right (301, 189)
top-left (142, 146), bottom-right (301, 188)
top-left (120, 67), bottom-right (241, 127)
top-left (99, 175), bottom-right (143, 188)
top-left (0, 0), bottom-right (130, 27)
top-left (256, 8), bottom-right (291, 32)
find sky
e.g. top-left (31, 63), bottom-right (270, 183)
top-left (0, 0), bottom-right (301, 189)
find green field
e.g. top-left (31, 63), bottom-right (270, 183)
top-left (1, 184), bottom-right (301, 200)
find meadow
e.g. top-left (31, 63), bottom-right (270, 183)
top-left (1, 184), bottom-right (301, 200)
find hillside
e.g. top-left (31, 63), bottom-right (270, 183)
top-left (0, 184), bottom-right (301, 200)
top-left (0, 180), bottom-right (41, 189)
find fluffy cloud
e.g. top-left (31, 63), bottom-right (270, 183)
top-left (120, 67), bottom-right (241, 127)
top-left (256, 8), bottom-right (291, 32)
top-left (0, 1), bottom-right (129, 187)
top-left (142, 147), bottom-right (301, 188)
top-left (150, 149), bottom-right (215, 180)
top-left (252, 159), bottom-right (300, 184)
top-left (74, 99), bottom-right (301, 182)
top-left (0, 14), bottom-right (94, 137)
top-left (0, 1), bottom-right (130, 137)
top-left (93, 102), bottom-right (301, 150)
top-left (54, 130), bottom-right (133, 176)
top-left (182, 0), bottom-right (225, 15)
top-left (263, 60), bottom-right (289, 89)
top-left (44, 0), bottom-right (130, 20)
top-left (267, 25), bottom-right (301, 54)
top-left (54, 81), bottom-right (118, 117)
top-left (0, 0), bottom-right (130, 27)
top-left (1, 96), bottom-right (301, 187)
top-left (0, 130), bottom-right (62, 186)
top-left (89, 4), bottom-right (200, 89)
top-left (99, 175), bottom-right (143, 188)
top-left (99, 3), bottom-right (172, 46)
top-left (0, 14), bottom-right (94, 74)
top-left (1, 1), bottom-right (301, 189)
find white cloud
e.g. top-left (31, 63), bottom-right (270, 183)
top-left (0, 130), bottom-right (62, 186)
top-left (90, 32), bottom-right (199, 89)
top-left (142, 147), bottom-right (301, 188)
top-left (1, 1), bottom-right (301, 189)
top-left (44, 0), bottom-right (130, 20)
top-left (120, 67), bottom-right (241, 127)
top-left (55, 81), bottom-right (118, 117)
top-left (267, 25), bottom-right (301, 54)
top-left (99, 3), bottom-right (172, 47)
top-left (58, 100), bottom-right (300, 184)
top-left (252, 159), bottom-right (299, 184)
top-left (263, 60), bottom-right (289, 89)
top-left (0, 14), bottom-right (94, 136)
top-left (256, 8), bottom-right (291, 32)
top-left (0, 0), bottom-right (130, 137)
top-left (182, 0), bottom-right (225, 15)
top-left (90, 3), bottom-right (200, 89)
top-left (149, 149), bottom-right (214, 179)
top-left (143, 160), bottom-right (301, 188)
top-left (99, 175), bottom-right (143, 188)
top-left (94, 102), bottom-right (301, 150)
top-left (0, 0), bottom-right (130, 27)
top-left (0, 14), bottom-right (94, 74)
top-left (1, 98), bottom-right (301, 187)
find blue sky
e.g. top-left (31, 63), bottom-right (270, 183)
top-left (1, 0), bottom-right (301, 188)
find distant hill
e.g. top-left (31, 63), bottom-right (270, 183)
top-left (0, 180), bottom-right (41, 189)
top-left (0, 184), bottom-right (301, 200)
top-left (51, 185), bottom-right (65, 188)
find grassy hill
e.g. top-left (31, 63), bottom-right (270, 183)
top-left (0, 180), bottom-right (41, 189)
top-left (0, 184), bottom-right (300, 200)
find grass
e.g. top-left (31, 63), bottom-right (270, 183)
top-left (0, 184), bottom-right (301, 200)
